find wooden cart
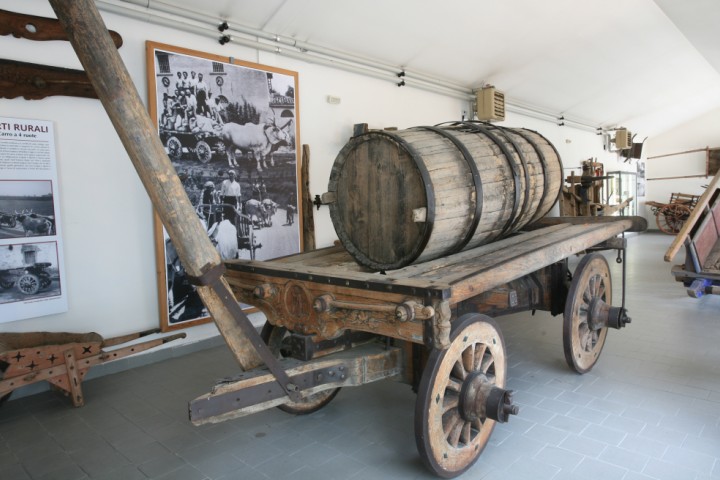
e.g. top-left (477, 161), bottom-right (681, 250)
top-left (646, 192), bottom-right (700, 234)
top-left (0, 329), bottom-right (185, 407)
top-left (189, 216), bottom-right (643, 477)
top-left (665, 172), bottom-right (720, 297)
top-left (44, 4), bottom-right (645, 477)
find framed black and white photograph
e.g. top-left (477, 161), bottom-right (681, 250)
top-left (0, 180), bottom-right (56, 239)
top-left (0, 241), bottom-right (62, 305)
top-left (146, 41), bottom-right (302, 331)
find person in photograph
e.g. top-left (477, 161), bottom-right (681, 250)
top-left (195, 73), bottom-right (210, 117)
top-left (174, 71), bottom-right (183, 93)
top-left (201, 180), bottom-right (217, 226)
top-left (189, 70), bottom-right (198, 94)
top-left (219, 170), bottom-right (242, 223)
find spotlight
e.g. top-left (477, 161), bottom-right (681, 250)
top-left (219, 35), bottom-right (230, 45)
top-left (218, 21), bottom-right (229, 32)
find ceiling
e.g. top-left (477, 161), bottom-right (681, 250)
top-left (109, 0), bottom-right (720, 136)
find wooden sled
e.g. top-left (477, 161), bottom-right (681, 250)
top-left (0, 329), bottom-right (185, 407)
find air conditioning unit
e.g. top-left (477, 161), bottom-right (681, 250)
top-left (615, 128), bottom-right (632, 150)
top-left (476, 86), bottom-right (505, 122)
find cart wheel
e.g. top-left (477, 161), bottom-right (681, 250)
top-left (166, 136), bottom-right (183, 160)
top-left (260, 323), bottom-right (340, 414)
top-left (195, 140), bottom-right (212, 163)
top-left (657, 204), bottom-right (690, 234)
top-left (563, 253), bottom-right (611, 374)
top-left (415, 314), bottom-right (515, 478)
top-left (0, 280), bottom-right (14, 289)
top-left (8, 217), bottom-right (16, 228)
top-left (17, 274), bottom-right (40, 295)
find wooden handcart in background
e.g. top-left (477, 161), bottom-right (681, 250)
top-left (0, 329), bottom-right (185, 407)
top-left (646, 192), bottom-right (700, 234)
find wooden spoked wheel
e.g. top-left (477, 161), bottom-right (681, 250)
top-left (656, 204), bottom-right (691, 234)
top-left (415, 314), bottom-right (510, 478)
top-left (260, 323), bottom-right (340, 415)
top-left (563, 253), bottom-right (611, 374)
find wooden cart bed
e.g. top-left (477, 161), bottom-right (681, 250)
top-left (226, 219), bottom-right (632, 305)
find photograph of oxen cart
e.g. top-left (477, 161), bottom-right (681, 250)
top-left (0, 180), bottom-right (56, 239)
top-left (0, 243), bottom-right (59, 300)
top-left (188, 124), bottom-right (647, 477)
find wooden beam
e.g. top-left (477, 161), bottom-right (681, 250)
top-left (0, 8), bottom-right (123, 47)
top-left (646, 147), bottom-right (709, 160)
top-left (0, 59), bottom-right (97, 100)
top-left (301, 144), bottom-right (316, 251)
top-left (48, 0), bottom-right (263, 370)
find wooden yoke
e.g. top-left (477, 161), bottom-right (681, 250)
top-left (47, 0), bottom-right (297, 397)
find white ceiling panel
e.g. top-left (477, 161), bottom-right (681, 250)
top-left (111, 0), bottom-right (720, 135)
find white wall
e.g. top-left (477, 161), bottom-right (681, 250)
top-left (641, 107), bottom-right (720, 229)
top-left (0, 2), bottom-right (632, 345)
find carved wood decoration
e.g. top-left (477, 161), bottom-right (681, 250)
top-left (0, 9), bottom-right (123, 47)
top-left (0, 58), bottom-right (97, 100)
top-left (0, 8), bottom-right (123, 100)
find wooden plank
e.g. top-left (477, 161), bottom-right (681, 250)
top-left (386, 224), bottom-right (571, 280)
top-left (48, 0), bottom-right (264, 370)
top-left (447, 220), bottom-right (631, 303)
top-left (532, 215), bottom-right (647, 232)
top-left (301, 144), bottom-right (315, 251)
top-left (190, 343), bottom-right (402, 424)
top-left (0, 8), bottom-right (123, 47)
top-left (0, 59), bottom-right (99, 100)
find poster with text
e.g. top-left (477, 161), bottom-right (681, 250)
top-left (0, 117), bottom-right (68, 322)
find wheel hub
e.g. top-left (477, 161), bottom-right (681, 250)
top-left (458, 371), bottom-right (518, 424)
top-left (587, 297), bottom-right (631, 330)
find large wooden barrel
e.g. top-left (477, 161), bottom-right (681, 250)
top-left (326, 122), bottom-right (563, 271)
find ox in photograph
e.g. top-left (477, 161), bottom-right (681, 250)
top-left (147, 41), bottom-right (303, 331)
top-left (0, 180), bottom-right (56, 240)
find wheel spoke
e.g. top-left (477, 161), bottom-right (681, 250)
top-left (442, 393), bottom-right (459, 414)
top-left (445, 411), bottom-right (464, 447)
top-left (462, 344), bottom-right (475, 373)
top-left (460, 421), bottom-right (472, 445)
top-left (473, 344), bottom-right (487, 371)
top-left (480, 353), bottom-right (494, 374)
top-left (446, 377), bottom-right (463, 393)
top-left (452, 359), bottom-right (468, 381)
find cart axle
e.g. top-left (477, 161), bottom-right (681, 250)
top-left (588, 298), bottom-right (631, 330)
top-left (458, 371), bottom-right (519, 424)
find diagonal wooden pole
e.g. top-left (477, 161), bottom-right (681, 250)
top-left (47, 0), bottom-right (265, 371)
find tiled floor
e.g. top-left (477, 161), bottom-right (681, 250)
top-left (1, 232), bottom-right (719, 480)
